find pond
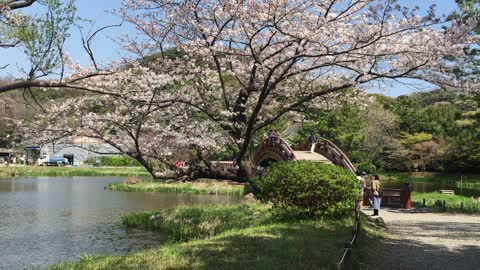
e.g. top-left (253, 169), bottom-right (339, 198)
top-left (383, 181), bottom-right (480, 197)
top-left (0, 177), bottom-right (242, 270)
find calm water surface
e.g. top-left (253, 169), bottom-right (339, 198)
top-left (0, 177), bottom-right (241, 270)
top-left (383, 181), bottom-right (480, 197)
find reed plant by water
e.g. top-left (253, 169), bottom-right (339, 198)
top-left (106, 180), bottom-right (245, 196)
top-left (0, 166), bottom-right (150, 178)
top-left (382, 172), bottom-right (480, 188)
top-left (411, 192), bottom-right (480, 213)
top-left (49, 218), bottom-right (361, 270)
top-left (122, 204), bottom-right (272, 241)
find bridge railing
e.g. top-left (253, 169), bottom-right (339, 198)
top-left (293, 137), bottom-right (356, 173)
top-left (254, 135), bottom-right (296, 164)
top-left (318, 137), bottom-right (356, 174)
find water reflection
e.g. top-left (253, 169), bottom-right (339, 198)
top-left (0, 177), bottom-right (241, 270)
top-left (383, 181), bottom-right (480, 197)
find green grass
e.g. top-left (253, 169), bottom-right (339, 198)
top-left (351, 214), bottom-right (388, 269)
top-left (0, 166), bottom-right (151, 178)
top-left (411, 192), bottom-right (480, 213)
top-left (48, 219), bottom-right (358, 270)
top-left (106, 180), bottom-right (246, 196)
top-left (47, 202), bottom-right (384, 270)
top-left (381, 172), bottom-right (480, 186)
top-left (122, 204), bottom-right (272, 241)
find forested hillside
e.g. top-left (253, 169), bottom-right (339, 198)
top-left (294, 89), bottom-right (480, 173)
top-left (0, 80), bottom-right (76, 148)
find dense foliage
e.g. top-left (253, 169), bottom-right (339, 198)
top-left (254, 161), bottom-right (357, 218)
top-left (295, 90), bottom-right (480, 173)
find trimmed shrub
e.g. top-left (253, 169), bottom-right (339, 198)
top-left (253, 161), bottom-right (357, 218)
top-left (85, 156), bottom-right (142, 167)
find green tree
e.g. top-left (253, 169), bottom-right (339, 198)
top-left (452, 107), bottom-right (480, 172)
top-left (1, 0), bottom-right (76, 86)
top-left (400, 133), bottom-right (433, 146)
top-left (420, 104), bottom-right (459, 136)
top-left (362, 101), bottom-right (404, 172)
top-left (392, 95), bottom-right (427, 133)
top-left (293, 104), bottom-right (367, 164)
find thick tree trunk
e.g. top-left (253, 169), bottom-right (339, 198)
top-left (135, 155), bottom-right (158, 179)
top-left (235, 156), bottom-right (255, 182)
top-left (189, 164), bottom-right (236, 180)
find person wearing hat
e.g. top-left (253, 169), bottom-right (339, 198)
top-left (371, 174), bottom-right (382, 216)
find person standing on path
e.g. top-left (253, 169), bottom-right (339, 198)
top-left (371, 174), bottom-right (382, 216)
top-left (355, 170), bottom-right (367, 211)
top-left (309, 130), bottom-right (317, 153)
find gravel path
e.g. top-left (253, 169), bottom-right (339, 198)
top-left (363, 207), bottom-right (480, 270)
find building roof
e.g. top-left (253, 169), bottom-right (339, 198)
top-left (0, 148), bottom-right (23, 154)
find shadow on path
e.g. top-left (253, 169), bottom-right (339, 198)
top-left (365, 208), bottom-right (480, 270)
top-left (366, 236), bottom-right (480, 270)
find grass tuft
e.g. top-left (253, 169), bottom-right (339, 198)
top-left (122, 204), bottom-right (272, 241)
top-left (381, 172), bottom-right (480, 188)
top-left (411, 191), bottom-right (480, 213)
top-left (0, 166), bottom-right (150, 178)
top-left (106, 180), bottom-right (245, 196)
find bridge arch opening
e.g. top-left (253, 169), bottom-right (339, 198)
top-left (258, 158), bottom-right (279, 168)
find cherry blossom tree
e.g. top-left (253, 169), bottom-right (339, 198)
top-left (115, 0), bottom-right (478, 179)
top-left (21, 63), bottom-right (231, 179)
top-left (21, 0), bottom-right (479, 180)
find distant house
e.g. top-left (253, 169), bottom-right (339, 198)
top-left (0, 148), bottom-right (22, 164)
top-left (34, 136), bottom-right (121, 165)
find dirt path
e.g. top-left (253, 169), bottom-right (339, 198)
top-left (363, 207), bottom-right (480, 270)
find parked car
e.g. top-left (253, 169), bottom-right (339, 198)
top-left (38, 155), bottom-right (69, 166)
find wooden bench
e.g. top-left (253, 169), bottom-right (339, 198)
top-left (440, 189), bottom-right (455, 195)
top-left (363, 187), bottom-right (411, 209)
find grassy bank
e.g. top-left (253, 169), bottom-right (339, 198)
top-left (106, 180), bottom-right (246, 196)
top-left (49, 219), bottom-right (357, 270)
top-left (411, 192), bottom-right (480, 213)
top-left (382, 172), bottom-right (480, 187)
top-left (48, 200), bottom-right (384, 270)
top-left (122, 204), bottom-right (272, 241)
top-left (0, 166), bottom-right (150, 178)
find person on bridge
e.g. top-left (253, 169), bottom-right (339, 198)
top-left (309, 130), bottom-right (317, 153)
top-left (267, 130), bottom-right (273, 138)
top-left (371, 174), bottom-right (382, 216)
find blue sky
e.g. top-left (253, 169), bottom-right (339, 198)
top-left (0, 0), bottom-right (460, 97)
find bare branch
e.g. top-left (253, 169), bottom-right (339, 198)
top-left (1, 0), bottom-right (36, 11)
top-left (80, 21), bottom-right (123, 71)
